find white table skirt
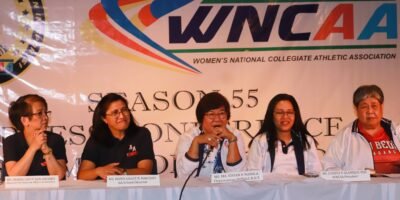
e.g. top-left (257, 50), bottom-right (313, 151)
top-left (1, 174), bottom-right (400, 200)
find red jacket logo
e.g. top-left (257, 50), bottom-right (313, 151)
top-left (126, 145), bottom-right (137, 157)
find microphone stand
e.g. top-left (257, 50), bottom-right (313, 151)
top-left (178, 149), bottom-right (212, 200)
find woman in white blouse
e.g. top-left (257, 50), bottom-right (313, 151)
top-left (175, 92), bottom-right (246, 177)
top-left (247, 94), bottom-right (321, 175)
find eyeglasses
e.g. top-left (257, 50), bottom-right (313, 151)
top-left (274, 110), bottom-right (295, 117)
top-left (30, 111), bottom-right (52, 118)
top-left (204, 111), bottom-right (227, 120)
top-left (105, 108), bottom-right (131, 118)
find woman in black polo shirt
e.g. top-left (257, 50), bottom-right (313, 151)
top-left (77, 93), bottom-right (155, 180)
top-left (3, 94), bottom-right (67, 180)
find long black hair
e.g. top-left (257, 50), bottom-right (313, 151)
top-left (90, 93), bottom-right (139, 147)
top-left (250, 93), bottom-right (317, 152)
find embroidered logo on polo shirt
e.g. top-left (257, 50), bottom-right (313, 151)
top-left (126, 144), bottom-right (138, 157)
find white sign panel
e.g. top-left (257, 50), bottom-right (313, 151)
top-left (320, 170), bottom-right (371, 182)
top-left (211, 170), bottom-right (263, 184)
top-left (107, 175), bottom-right (160, 187)
top-left (5, 175), bottom-right (59, 189)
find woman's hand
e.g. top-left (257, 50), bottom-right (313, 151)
top-left (95, 163), bottom-right (125, 180)
top-left (196, 133), bottom-right (221, 148)
top-left (31, 129), bottom-right (47, 151)
top-left (214, 126), bottom-right (236, 143)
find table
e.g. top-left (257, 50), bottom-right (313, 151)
top-left (1, 174), bottom-right (400, 200)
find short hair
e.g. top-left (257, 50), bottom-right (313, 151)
top-left (353, 85), bottom-right (384, 107)
top-left (195, 92), bottom-right (231, 125)
top-left (8, 94), bottom-right (47, 132)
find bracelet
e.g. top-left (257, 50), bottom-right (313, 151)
top-left (228, 136), bottom-right (238, 144)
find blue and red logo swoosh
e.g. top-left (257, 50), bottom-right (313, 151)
top-left (88, 0), bottom-right (200, 74)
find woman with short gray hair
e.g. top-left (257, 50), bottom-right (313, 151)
top-left (322, 85), bottom-right (400, 174)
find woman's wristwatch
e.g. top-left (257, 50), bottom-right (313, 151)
top-left (228, 136), bottom-right (238, 144)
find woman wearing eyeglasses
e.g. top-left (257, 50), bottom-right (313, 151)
top-left (247, 94), bottom-right (321, 175)
top-left (3, 94), bottom-right (67, 180)
top-left (175, 92), bottom-right (246, 177)
top-left (322, 85), bottom-right (400, 173)
top-left (77, 93), bottom-right (155, 180)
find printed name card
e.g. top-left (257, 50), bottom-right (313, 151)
top-left (107, 175), bottom-right (160, 187)
top-left (211, 170), bottom-right (263, 184)
top-left (320, 170), bottom-right (371, 181)
top-left (5, 175), bottom-right (59, 189)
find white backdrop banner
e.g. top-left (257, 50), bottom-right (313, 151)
top-left (0, 0), bottom-right (399, 179)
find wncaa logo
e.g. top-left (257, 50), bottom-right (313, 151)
top-left (169, 2), bottom-right (397, 44)
top-left (89, 0), bottom-right (397, 73)
top-left (0, 0), bottom-right (45, 84)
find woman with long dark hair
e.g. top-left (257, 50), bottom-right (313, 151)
top-left (77, 93), bottom-right (155, 180)
top-left (247, 94), bottom-right (321, 175)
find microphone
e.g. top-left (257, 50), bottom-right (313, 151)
top-left (204, 125), bottom-right (223, 153)
top-left (204, 144), bottom-right (213, 153)
top-left (179, 143), bottom-right (212, 200)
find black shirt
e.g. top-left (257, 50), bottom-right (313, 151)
top-left (81, 127), bottom-right (155, 172)
top-left (3, 131), bottom-right (67, 176)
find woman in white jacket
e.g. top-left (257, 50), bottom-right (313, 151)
top-left (322, 85), bottom-right (400, 173)
top-left (247, 94), bottom-right (321, 175)
top-left (175, 92), bottom-right (246, 177)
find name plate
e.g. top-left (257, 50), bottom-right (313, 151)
top-left (5, 175), bottom-right (59, 189)
top-left (107, 175), bottom-right (160, 187)
top-left (211, 170), bottom-right (263, 184)
top-left (320, 170), bottom-right (371, 181)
